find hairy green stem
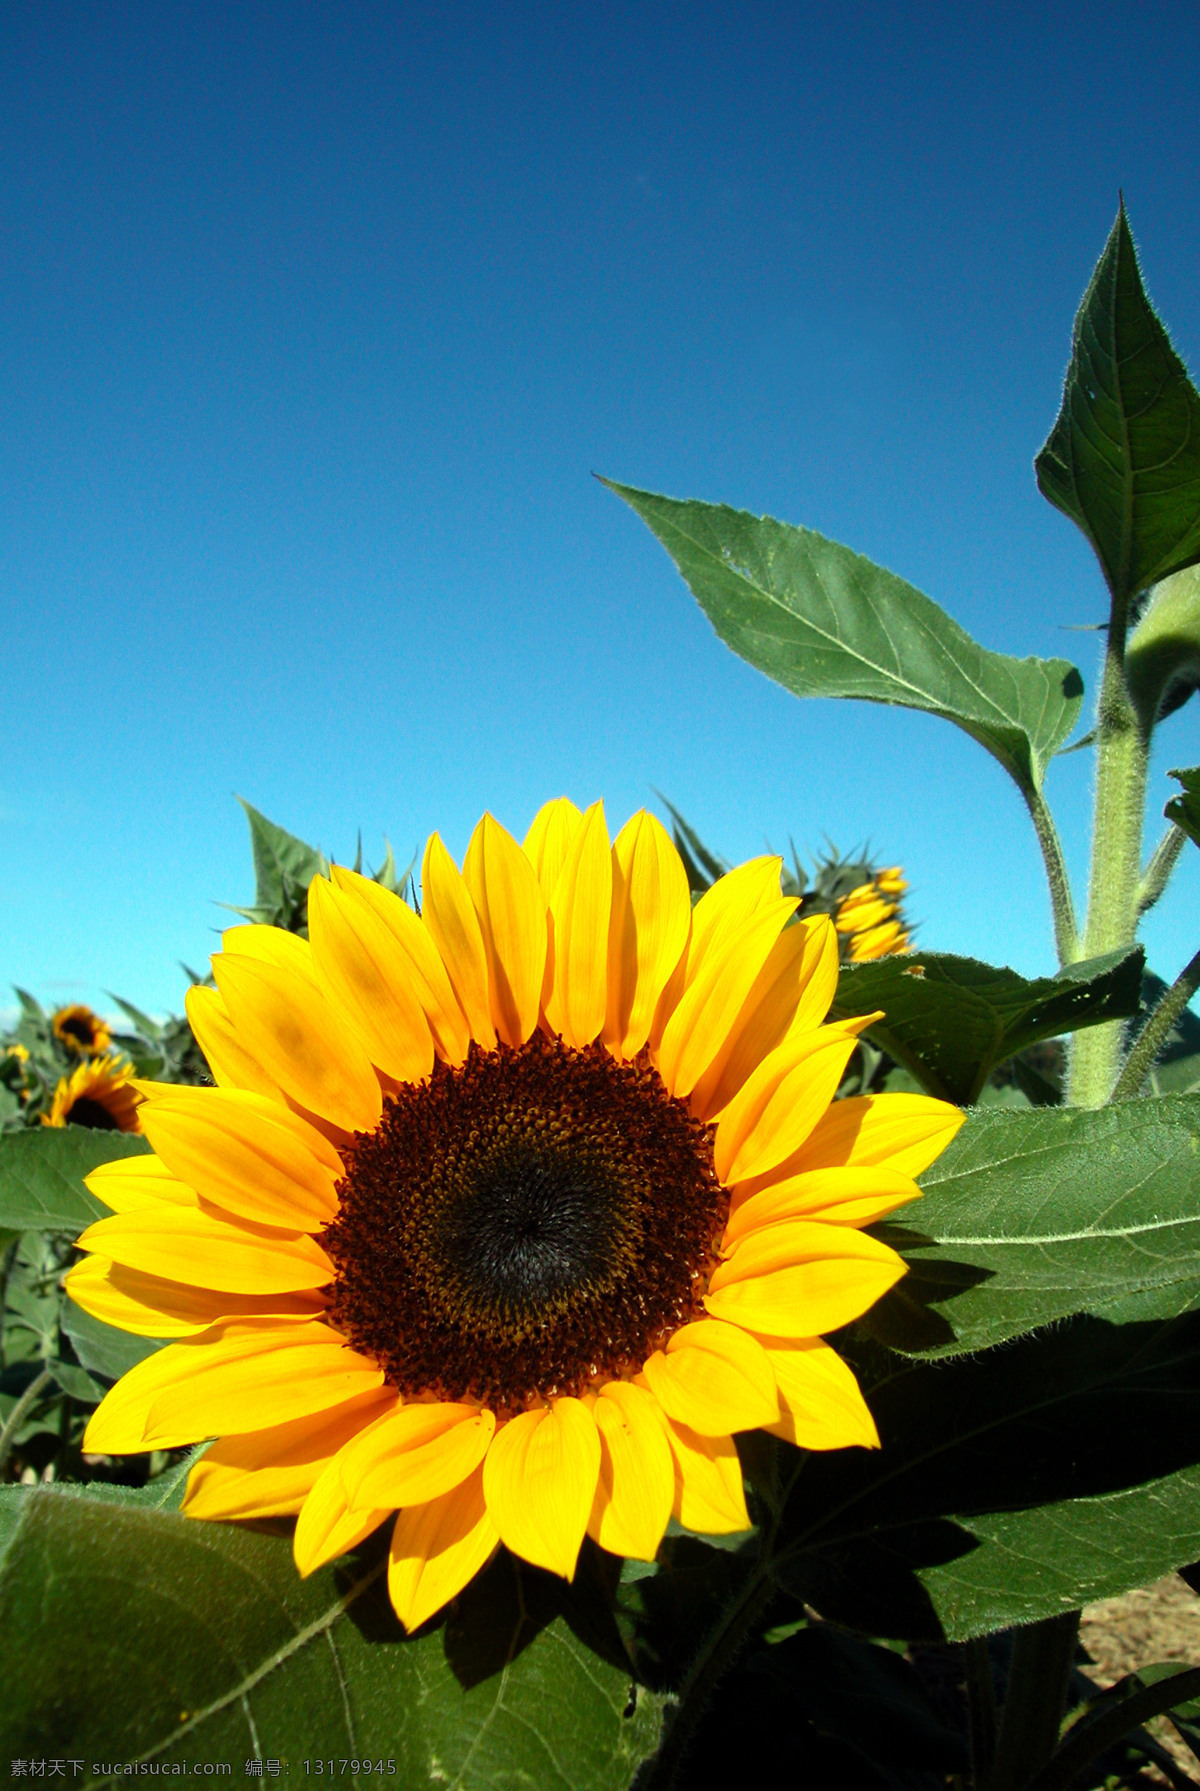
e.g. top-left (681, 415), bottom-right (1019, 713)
top-left (1112, 944), bottom-right (1200, 1101)
top-left (643, 1570), bottom-right (774, 1791)
top-left (1137, 823), bottom-right (1188, 918)
top-left (985, 1612), bottom-right (1081, 1791)
top-left (1068, 639), bottom-right (1150, 1107)
top-left (0, 1366), bottom-right (55, 1478)
top-left (1025, 787), bottom-right (1079, 967)
top-left (965, 1636), bottom-right (998, 1784)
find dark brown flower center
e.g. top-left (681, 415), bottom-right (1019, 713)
top-left (324, 1032), bottom-right (727, 1410)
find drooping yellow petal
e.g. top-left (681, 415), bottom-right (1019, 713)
top-left (211, 951), bottom-right (382, 1136)
top-left (338, 1403), bottom-right (495, 1510)
top-left (85, 1321), bottom-right (384, 1451)
top-left (221, 923), bottom-right (319, 980)
top-left (835, 892), bottom-right (893, 934)
top-left (307, 874), bottom-right (434, 1084)
top-left (757, 1336), bottom-right (880, 1451)
top-left (545, 802), bottom-right (612, 1047)
top-left (421, 832), bottom-right (496, 1049)
top-left (603, 811), bottom-right (692, 1059)
top-left (725, 1166), bottom-right (922, 1239)
top-left (293, 1453), bottom-right (392, 1577)
top-left (656, 1408), bottom-right (750, 1535)
top-left (462, 814), bottom-right (548, 1047)
top-left (63, 1254), bottom-right (326, 1338)
top-left (656, 901), bottom-right (798, 1098)
top-left (481, 1398), bottom-right (600, 1579)
top-left (184, 985), bottom-right (289, 1104)
top-left (848, 920), bottom-right (908, 961)
top-left (388, 1464), bottom-right (499, 1632)
top-left (688, 916), bottom-right (839, 1119)
top-left (706, 1221), bottom-right (907, 1336)
top-left (640, 1319), bottom-right (780, 1436)
top-left (85, 1154), bottom-right (198, 1213)
top-left (523, 798), bottom-right (584, 900)
top-left (330, 865), bottom-right (472, 1065)
top-left (183, 1389), bottom-right (397, 1519)
top-left (711, 1020), bottom-right (876, 1185)
top-left (778, 1092), bottom-right (965, 1180)
top-left (136, 1087), bottom-right (341, 1231)
top-left (586, 1381), bottom-right (675, 1561)
top-left (75, 1206), bottom-right (334, 1296)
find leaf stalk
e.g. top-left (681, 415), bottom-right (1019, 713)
top-left (1112, 943), bottom-right (1200, 1100)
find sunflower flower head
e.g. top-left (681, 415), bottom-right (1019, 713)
top-left (52, 1003), bottom-right (114, 1056)
top-left (69, 801), bottom-right (961, 1632)
top-left (43, 1055), bottom-right (142, 1132)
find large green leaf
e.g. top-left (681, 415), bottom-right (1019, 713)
top-left (60, 1297), bottom-right (166, 1379)
top-left (0, 1129), bottom-right (149, 1232)
top-left (829, 946), bottom-right (1144, 1104)
top-left (867, 1096), bottom-right (1200, 1358)
top-left (775, 1310), bottom-right (1200, 1641)
top-left (0, 1491), bottom-right (663, 1786)
top-left (602, 480), bottom-right (1084, 798)
top-left (1035, 203), bottom-right (1200, 618)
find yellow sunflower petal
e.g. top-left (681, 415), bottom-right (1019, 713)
top-left (293, 1453), bottom-right (392, 1577)
top-left (757, 1336), bottom-right (880, 1451)
top-left (183, 1389), bottom-right (396, 1520)
top-left (725, 1166), bottom-right (922, 1239)
top-left (84, 1154), bottom-right (198, 1213)
top-left (307, 875), bottom-right (434, 1084)
top-left (688, 916), bottom-right (839, 1118)
top-left (211, 951), bottom-right (382, 1135)
top-left (63, 1254), bottom-right (326, 1337)
top-left (657, 1410), bottom-right (750, 1534)
top-left (640, 1319), bottom-right (780, 1437)
top-left (706, 1220), bottom-right (907, 1336)
top-left (221, 923), bottom-right (319, 981)
top-left (685, 856), bottom-right (790, 966)
top-left (780, 1091), bottom-right (966, 1179)
top-left (523, 797), bottom-right (584, 900)
top-left (136, 1087), bottom-right (341, 1231)
top-left (656, 900), bottom-right (798, 1098)
top-left (545, 802), bottom-right (612, 1047)
top-left (75, 1207), bottom-right (334, 1296)
top-left (330, 865), bottom-right (472, 1065)
top-left (87, 1321), bottom-right (384, 1451)
top-left (339, 1403), bottom-right (495, 1510)
top-left (184, 985), bottom-right (289, 1104)
top-left (388, 1464), bottom-right (499, 1633)
top-left (711, 1021), bottom-right (875, 1184)
top-left (587, 1380), bottom-right (674, 1561)
top-left (603, 811), bottom-right (692, 1059)
top-left (481, 1397), bottom-right (600, 1579)
top-left (462, 814), bottom-right (548, 1047)
top-left (421, 832), bottom-right (497, 1049)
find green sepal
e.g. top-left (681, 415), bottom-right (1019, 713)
top-left (1165, 766), bottom-right (1200, 848)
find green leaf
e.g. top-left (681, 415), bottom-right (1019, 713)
top-left (60, 1297), bottom-right (166, 1379)
top-left (238, 797), bottom-right (329, 919)
top-left (868, 1095), bottom-right (1200, 1357)
top-left (776, 1310), bottom-right (1200, 1641)
top-left (1035, 202), bottom-right (1200, 618)
top-left (602, 479), bottom-right (1084, 798)
top-left (0, 1129), bottom-right (149, 1232)
top-left (829, 947), bottom-right (1144, 1104)
top-left (1166, 766), bottom-right (1200, 848)
top-left (0, 1494), bottom-right (664, 1785)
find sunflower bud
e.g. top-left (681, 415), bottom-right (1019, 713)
top-left (1125, 564), bottom-right (1200, 732)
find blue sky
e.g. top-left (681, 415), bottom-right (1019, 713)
top-left (3, 0), bottom-right (1200, 1018)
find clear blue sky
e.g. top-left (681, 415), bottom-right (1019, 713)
top-left (4, 1), bottom-right (1200, 1018)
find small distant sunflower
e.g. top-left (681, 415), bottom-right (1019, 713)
top-left (835, 869), bottom-right (911, 962)
top-left (44, 1056), bottom-right (142, 1132)
top-left (69, 803), bottom-right (961, 1632)
top-left (52, 1004), bottom-right (113, 1056)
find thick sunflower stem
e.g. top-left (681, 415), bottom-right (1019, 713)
top-left (984, 1612), bottom-right (1080, 1791)
top-left (643, 1570), bottom-right (775, 1791)
top-left (964, 1636), bottom-right (998, 1784)
top-left (1025, 786), bottom-right (1079, 968)
top-left (1068, 639), bottom-right (1150, 1108)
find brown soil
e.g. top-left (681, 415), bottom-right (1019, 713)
top-left (1078, 1574), bottom-right (1200, 1785)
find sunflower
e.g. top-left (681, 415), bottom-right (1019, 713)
top-left (52, 1003), bottom-right (114, 1055)
top-left (834, 871), bottom-right (911, 962)
top-left (43, 1055), bottom-right (142, 1132)
top-left (68, 802), bottom-right (961, 1632)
